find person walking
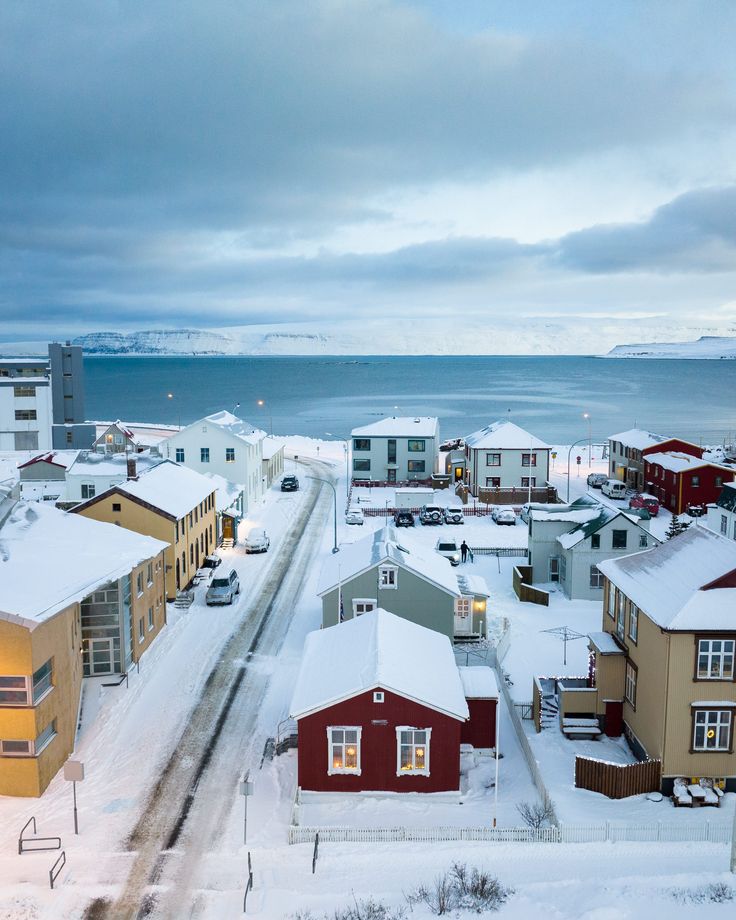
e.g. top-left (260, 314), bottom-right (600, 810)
top-left (460, 540), bottom-right (469, 563)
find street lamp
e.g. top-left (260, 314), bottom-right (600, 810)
top-left (326, 432), bottom-right (351, 500)
top-left (307, 476), bottom-right (339, 554)
top-left (167, 392), bottom-right (181, 430)
top-left (256, 399), bottom-right (273, 437)
top-left (566, 435), bottom-right (601, 501)
top-left (583, 413), bottom-right (592, 469)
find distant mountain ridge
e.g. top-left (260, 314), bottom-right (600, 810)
top-left (606, 335), bottom-right (736, 359)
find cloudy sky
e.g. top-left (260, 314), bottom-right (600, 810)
top-left (2, 0), bottom-right (736, 343)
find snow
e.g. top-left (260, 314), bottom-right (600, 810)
top-left (607, 334), bottom-right (736, 359)
top-left (350, 415), bottom-right (439, 438)
top-left (261, 435), bottom-right (281, 459)
top-left (456, 572), bottom-right (490, 597)
top-left (0, 501), bottom-right (168, 622)
top-left (105, 457), bottom-right (215, 518)
top-left (645, 451), bottom-right (730, 474)
top-left (458, 665), bottom-right (498, 698)
top-left (203, 471), bottom-right (244, 512)
top-left (290, 608), bottom-right (469, 721)
top-left (200, 409), bottom-right (266, 445)
top-left (608, 428), bottom-right (670, 450)
top-left (531, 508), bottom-right (599, 524)
top-left (67, 447), bottom-right (163, 478)
top-left (17, 450), bottom-right (79, 471)
top-left (465, 419), bottom-right (550, 450)
top-left (588, 631), bottom-right (625, 655)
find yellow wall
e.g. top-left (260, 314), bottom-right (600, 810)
top-left (129, 550), bottom-right (168, 661)
top-left (0, 604), bottom-right (83, 797)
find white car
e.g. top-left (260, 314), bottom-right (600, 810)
top-left (435, 538), bottom-right (461, 566)
top-left (244, 527), bottom-right (270, 553)
top-left (495, 509), bottom-right (516, 526)
top-left (444, 507), bottom-right (465, 524)
top-left (345, 506), bottom-right (365, 525)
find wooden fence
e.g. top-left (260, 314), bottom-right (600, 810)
top-left (574, 756), bottom-right (662, 799)
top-left (513, 566), bottom-right (550, 606)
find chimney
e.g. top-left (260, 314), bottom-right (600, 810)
top-left (127, 457), bottom-right (137, 480)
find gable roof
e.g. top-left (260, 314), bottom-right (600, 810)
top-left (351, 416), bottom-right (439, 438)
top-left (95, 420), bottom-right (138, 443)
top-left (67, 448), bottom-right (163, 479)
top-left (464, 420), bottom-right (550, 451)
top-left (607, 428), bottom-right (669, 450)
top-left (557, 502), bottom-right (653, 550)
top-left (317, 525), bottom-right (460, 598)
top-left (290, 608), bottom-right (469, 721)
top-left (597, 527), bottom-right (736, 630)
top-left (17, 450), bottom-right (79, 472)
top-left (199, 410), bottom-right (265, 446)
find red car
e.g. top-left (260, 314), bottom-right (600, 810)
top-left (628, 493), bottom-right (660, 516)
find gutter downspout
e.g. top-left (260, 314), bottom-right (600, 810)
top-left (660, 629), bottom-right (670, 779)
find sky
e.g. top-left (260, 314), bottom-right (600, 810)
top-left (2, 0), bottom-right (736, 344)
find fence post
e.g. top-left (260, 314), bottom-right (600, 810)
top-left (657, 820), bottom-right (661, 842)
top-left (605, 820), bottom-right (610, 842)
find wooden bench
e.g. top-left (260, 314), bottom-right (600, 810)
top-left (561, 717), bottom-right (601, 740)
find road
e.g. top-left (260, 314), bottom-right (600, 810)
top-left (94, 461), bottom-right (334, 919)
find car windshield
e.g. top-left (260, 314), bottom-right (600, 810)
top-left (438, 543), bottom-right (456, 551)
top-left (212, 577), bottom-right (230, 588)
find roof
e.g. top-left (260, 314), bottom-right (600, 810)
top-left (96, 420), bottom-right (138, 443)
top-left (645, 451), bottom-right (733, 475)
top-left (458, 666), bottom-right (499, 699)
top-left (290, 609), bottom-right (469, 721)
top-left (317, 526), bottom-right (460, 598)
top-left (556, 503), bottom-right (650, 550)
top-left (597, 527), bottom-right (736, 630)
top-left (716, 482), bottom-right (736, 513)
top-left (464, 420), bottom-right (550, 451)
top-left (351, 416), bottom-right (439, 438)
top-left (200, 410), bottom-right (266, 446)
top-left (203, 472), bottom-right (243, 513)
top-left (18, 450), bottom-right (79, 472)
top-left (261, 436), bottom-right (282, 460)
top-left (67, 448), bottom-right (163, 479)
top-left (588, 631), bottom-right (624, 655)
top-left (456, 573), bottom-right (490, 598)
top-left (608, 428), bottom-right (669, 450)
top-left (0, 502), bottom-right (168, 624)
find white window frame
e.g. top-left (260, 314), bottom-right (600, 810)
top-left (373, 691), bottom-right (384, 703)
top-left (352, 598), bottom-right (377, 616)
top-left (175, 448), bottom-right (185, 463)
top-left (0, 738), bottom-right (33, 757)
top-left (589, 565), bottom-right (604, 589)
top-left (0, 675), bottom-right (31, 707)
top-left (485, 477), bottom-right (501, 488)
top-left (327, 726), bottom-right (362, 775)
top-left (628, 605), bottom-right (639, 644)
top-left (225, 447), bottom-right (235, 462)
top-left (521, 453), bottom-right (537, 467)
top-left (625, 661), bottom-right (637, 707)
top-left (693, 709), bottom-right (732, 752)
top-left (378, 566), bottom-right (398, 589)
top-left (396, 726), bottom-right (431, 776)
top-left (521, 477), bottom-right (536, 488)
top-left (148, 606), bottom-right (155, 631)
top-left (697, 639), bottom-right (735, 681)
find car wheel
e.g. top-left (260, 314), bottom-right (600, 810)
top-left (430, 512), bottom-right (440, 521)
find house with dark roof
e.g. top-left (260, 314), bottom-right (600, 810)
top-left (607, 428), bottom-right (702, 492)
top-left (707, 482), bottom-right (736, 542)
top-left (527, 495), bottom-right (659, 600)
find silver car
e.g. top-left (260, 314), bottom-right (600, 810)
top-left (205, 569), bottom-right (241, 605)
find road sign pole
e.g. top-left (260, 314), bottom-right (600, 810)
top-left (73, 780), bottom-right (78, 835)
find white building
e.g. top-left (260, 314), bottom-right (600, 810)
top-left (350, 416), bottom-right (440, 484)
top-left (0, 358), bottom-right (54, 451)
top-left (64, 449), bottom-right (164, 504)
top-left (17, 450), bottom-right (79, 502)
top-left (464, 420), bottom-right (551, 497)
top-left (163, 410), bottom-right (267, 513)
top-left (707, 483), bottom-right (736, 542)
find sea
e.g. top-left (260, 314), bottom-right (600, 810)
top-left (83, 355), bottom-right (736, 445)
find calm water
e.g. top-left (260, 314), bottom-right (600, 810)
top-left (83, 355), bottom-right (736, 445)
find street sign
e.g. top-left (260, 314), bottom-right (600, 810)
top-left (63, 760), bottom-right (85, 834)
top-left (576, 456), bottom-right (581, 465)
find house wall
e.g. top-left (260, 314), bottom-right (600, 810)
top-left (528, 518), bottom-right (574, 584)
top-left (321, 566), bottom-right (455, 638)
top-left (351, 432), bottom-right (439, 483)
top-left (129, 550), bottom-right (168, 662)
top-left (645, 461), bottom-right (734, 515)
top-left (0, 372), bottom-right (53, 452)
top-left (593, 653), bottom-right (626, 716)
top-left (608, 438), bottom-right (702, 491)
top-left (0, 604), bottom-right (83, 797)
top-left (468, 447), bottom-right (550, 495)
top-left (707, 500), bottom-right (736, 542)
top-left (460, 698), bottom-right (497, 748)
top-left (296, 688), bottom-right (462, 793)
top-left (563, 518), bottom-right (656, 601)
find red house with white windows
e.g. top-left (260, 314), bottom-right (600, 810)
top-left (289, 609), bottom-right (498, 794)
top-left (643, 452), bottom-right (735, 515)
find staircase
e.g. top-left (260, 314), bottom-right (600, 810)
top-left (540, 693), bottom-right (559, 729)
top-left (276, 717), bottom-right (298, 755)
top-left (220, 538), bottom-right (234, 550)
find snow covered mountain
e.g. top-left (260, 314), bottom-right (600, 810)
top-left (606, 336), bottom-right (736, 359)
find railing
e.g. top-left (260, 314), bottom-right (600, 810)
top-left (18, 817), bottom-right (62, 855)
top-left (49, 851), bottom-right (66, 889)
top-left (243, 851), bottom-right (254, 912)
top-left (312, 832), bottom-right (319, 874)
top-left (514, 702), bottom-right (533, 721)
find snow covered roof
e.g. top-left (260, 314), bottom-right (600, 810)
top-left (456, 573), bottom-right (490, 598)
top-left (317, 526), bottom-right (460, 598)
top-left (588, 631), bottom-right (624, 655)
top-left (0, 502), bottom-right (168, 624)
top-left (201, 410), bottom-right (266, 446)
top-left (464, 420), bottom-right (550, 451)
top-left (607, 428), bottom-right (669, 450)
top-left (261, 436), bottom-right (282, 460)
top-left (18, 450), bottom-right (79, 472)
top-left (458, 666), bottom-right (499, 699)
top-left (645, 451), bottom-right (732, 475)
top-left (556, 506), bottom-right (649, 550)
top-left (351, 416), bottom-right (439, 438)
top-left (532, 508), bottom-right (600, 525)
top-left (67, 448), bottom-right (163, 478)
top-left (95, 420), bottom-right (138, 443)
top-left (290, 609), bottom-right (469, 721)
top-left (203, 472), bottom-right (243, 513)
top-left (597, 527), bottom-right (736, 631)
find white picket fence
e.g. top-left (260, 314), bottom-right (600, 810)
top-left (288, 820), bottom-right (732, 846)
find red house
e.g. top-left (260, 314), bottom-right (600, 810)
top-left (644, 451), bottom-right (735, 515)
top-left (290, 609), bottom-right (498, 794)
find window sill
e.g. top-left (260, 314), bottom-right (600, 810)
top-left (379, 585), bottom-right (398, 590)
top-left (327, 769), bottom-right (362, 777)
top-left (396, 771), bottom-right (430, 778)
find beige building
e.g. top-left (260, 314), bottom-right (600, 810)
top-left (0, 502), bottom-right (167, 796)
top-left (72, 459), bottom-right (217, 599)
top-left (591, 527), bottom-right (736, 794)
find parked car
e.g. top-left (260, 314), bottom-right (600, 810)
top-left (393, 509), bottom-right (415, 527)
top-left (628, 493), bottom-right (660, 516)
top-left (281, 475), bottom-right (299, 492)
top-left (587, 473), bottom-right (609, 489)
top-left (686, 503), bottom-right (706, 517)
top-left (201, 554), bottom-right (222, 569)
top-left (419, 504), bottom-right (445, 525)
top-left (205, 569), bottom-right (240, 605)
top-left (444, 506), bottom-right (465, 525)
top-left (244, 527), bottom-right (270, 553)
top-left (345, 506), bottom-right (365, 525)
top-left (495, 508), bottom-right (516, 526)
top-left (435, 538), bottom-right (461, 566)
top-left (601, 479), bottom-right (627, 499)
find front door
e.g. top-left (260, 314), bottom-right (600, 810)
top-left (454, 466), bottom-right (464, 482)
top-left (387, 468), bottom-right (397, 483)
top-left (605, 700), bottom-right (623, 737)
top-left (222, 516), bottom-right (234, 541)
top-left (548, 557), bottom-right (560, 582)
top-left (454, 598), bottom-right (472, 636)
top-left (88, 638), bottom-right (114, 675)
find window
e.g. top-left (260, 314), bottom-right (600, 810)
top-left (138, 618), bottom-right (145, 643)
top-left (625, 661), bottom-right (637, 707)
top-left (629, 605), bottom-right (639, 643)
top-left (0, 738), bottom-right (32, 757)
top-left (353, 438), bottom-right (370, 451)
top-left (81, 483), bottom-right (95, 499)
top-left (373, 691), bottom-right (384, 703)
top-left (353, 459), bottom-right (371, 472)
top-left (693, 709), bottom-right (732, 751)
top-left (387, 439), bottom-right (396, 463)
top-left (0, 676), bottom-right (30, 706)
top-left (612, 530), bottom-right (627, 549)
top-left (32, 660), bottom-right (53, 703)
top-left (136, 572), bottom-right (144, 596)
top-left (148, 606), bottom-right (154, 631)
top-left (590, 565), bottom-right (604, 589)
top-left (616, 593), bottom-right (626, 641)
top-left (485, 477), bottom-right (501, 488)
top-left (66, 431), bottom-right (73, 445)
top-left (521, 477), bottom-right (536, 488)
top-left (147, 562), bottom-right (153, 585)
top-left (559, 555), bottom-right (567, 583)
top-left (715, 476), bottom-right (723, 488)
top-left (521, 453), bottom-right (537, 467)
top-left (590, 534), bottom-right (600, 549)
top-left (691, 475), bottom-right (700, 488)
top-left (200, 448), bottom-right (210, 463)
top-left (327, 727), bottom-right (361, 774)
top-left (486, 453), bottom-right (501, 466)
top-left (722, 515), bottom-right (728, 535)
top-left (225, 447), bottom-right (235, 462)
top-left (397, 727), bottom-right (430, 775)
top-left (14, 385), bottom-right (36, 397)
top-left (175, 448), bottom-right (185, 463)
top-left (639, 534), bottom-right (648, 548)
top-left (35, 720), bottom-right (57, 754)
top-left (352, 599), bottom-right (376, 616)
top-left (607, 585), bottom-right (616, 619)
top-left (14, 409), bottom-right (37, 420)
top-left (407, 460), bottom-right (425, 473)
top-left (407, 440), bottom-right (425, 452)
top-left (379, 566), bottom-right (397, 589)
top-left (697, 639), bottom-right (734, 680)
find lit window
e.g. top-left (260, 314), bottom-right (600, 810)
top-left (327, 727), bottom-right (361, 774)
top-left (396, 727), bottom-right (430, 775)
top-left (407, 440), bottom-right (425, 452)
top-left (378, 566), bottom-right (397, 589)
top-left (407, 460), bottom-right (425, 473)
top-left (693, 709), bottom-right (732, 751)
top-left (697, 639), bottom-right (734, 680)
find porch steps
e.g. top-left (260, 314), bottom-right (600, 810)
top-left (540, 694), bottom-right (559, 728)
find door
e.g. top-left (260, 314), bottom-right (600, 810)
top-left (604, 700), bottom-right (623, 737)
top-left (222, 516), bottom-right (234, 541)
top-left (548, 557), bottom-right (560, 582)
top-left (387, 468), bottom-right (397, 483)
top-left (454, 466), bottom-right (464, 482)
top-left (454, 598), bottom-right (472, 636)
top-left (89, 638), bottom-right (114, 675)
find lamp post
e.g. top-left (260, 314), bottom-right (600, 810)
top-left (326, 433), bottom-right (351, 500)
top-left (307, 476), bottom-right (339, 553)
top-left (583, 413), bottom-right (592, 468)
top-left (566, 436), bottom-right (600, 501)
top-left (167, 392), bottom-right (181, 430)
top-left (256, 399), bottom-right (273, 437)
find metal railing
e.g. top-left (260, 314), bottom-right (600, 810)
top-left (243, 851), bottom-right (254, 912)
top-left (49, 851), bottom-right (66, 889)
top-left (18, 817), bottom-right (61, 855)
top-left (312, 832), bottom-right (319, 874)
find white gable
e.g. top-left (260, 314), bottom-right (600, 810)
top-left (465, 420), bottom-right (550, 450)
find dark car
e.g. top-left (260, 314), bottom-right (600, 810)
top-left (202, 554), bottom-right (222, 569)
top-left (281, 475), bottom-right (299, 492)
top-left (393, 509), bottom-right (415, 527)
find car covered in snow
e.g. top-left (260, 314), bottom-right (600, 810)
top-left (587, 473), bottom-right (609, 489)
top-left (244, 527), bottom-right (270, 552)
top-left (419, 504), bottom-right (444, 525)
top-left (393, 509), bottom-right (415, 527)
top-left (205, 568), bottom-right (241, 605)
top-left (201, 554), bottom-right (222, 569)
top-left (494, 508), bottom-right (516, 526)
top-left (628, 493), bottom-right (660, 516)
top-left (345, 506), bottom-right (365, 525)
top-left (444, 506), bottom-right (465, 525)
top-left (435, 538), bottom-right (461, 566)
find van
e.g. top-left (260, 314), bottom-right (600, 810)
top-left (601, 479), bottom-right (627, 499)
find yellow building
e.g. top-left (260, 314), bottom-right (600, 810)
top-left (0, 501), bottom-right (167, 796)
top-left (72, 459), bottom-right (217, 599)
